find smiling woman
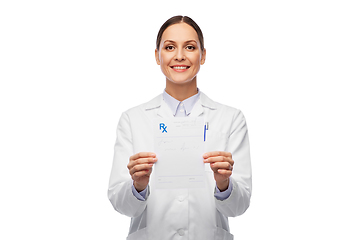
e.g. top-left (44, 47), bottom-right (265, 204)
top-left (155, 17), bottom-right (206, 101)
top-left (108, 15), bottom-right (252, 240)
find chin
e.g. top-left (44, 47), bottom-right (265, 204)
top-left (168, 77), bottom-right (195, 85)
top-left (167, 73), bottom-right (197, 84)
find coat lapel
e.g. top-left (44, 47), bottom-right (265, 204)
top-left (188, 98), bottom-right (204, 117)
top-left (143, 94), bottom-right (173, 118)
top-left (156, 98), bottom-right (174, 118)
top-left (190, 92), bottom-right (217, 117)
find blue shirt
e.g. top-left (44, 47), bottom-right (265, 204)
top-left (162, 90), bottom-right (200, 117)
top-left (132, 90), bottom-right (232, 201)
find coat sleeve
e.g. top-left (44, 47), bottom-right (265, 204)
top-left (108, 112), bottom-right (148, 218)
top-left (215, 109), bottom-right (252, 217)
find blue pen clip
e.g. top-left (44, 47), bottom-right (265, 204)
top-left (204, 122), bottom-right (209, 141)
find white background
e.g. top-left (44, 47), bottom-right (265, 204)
top-left (1, 0), bottom-right (359, 239)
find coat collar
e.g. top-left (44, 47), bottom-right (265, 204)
top-left (144, 91), bottom-right (217, 118)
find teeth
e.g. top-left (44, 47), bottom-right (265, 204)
top-left (173, 66), bottom-right (188, 70)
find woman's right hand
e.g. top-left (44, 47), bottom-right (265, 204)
top-left (127, 152), bottom-right (157, 192)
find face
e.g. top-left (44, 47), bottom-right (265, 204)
top-left (155, 23), bottom-right (206, 85)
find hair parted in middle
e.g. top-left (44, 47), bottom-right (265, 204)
top-left (156, 15), bottom-right (204, 53)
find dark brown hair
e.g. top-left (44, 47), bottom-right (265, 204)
top-left (156, 15), bottom-right (204, 52)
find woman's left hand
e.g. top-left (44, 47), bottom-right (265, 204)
top-left (203, 151), bottom-right (234, 191)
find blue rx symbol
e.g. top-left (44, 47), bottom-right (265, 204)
top-left (160, 123), bottom-right (167, 133)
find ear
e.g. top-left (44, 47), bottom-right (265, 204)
top-left (200, 48), bottom-right (206, 65)
top-left (155, 49), bottom-right (160, 65)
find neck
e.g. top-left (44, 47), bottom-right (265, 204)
top-left (165, 78), bottom-right (198, 101)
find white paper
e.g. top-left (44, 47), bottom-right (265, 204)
top-left (153, 117), bottom-right (205, 189)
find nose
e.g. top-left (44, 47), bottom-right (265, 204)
top-left (174, 48), bottom-right (185, 61)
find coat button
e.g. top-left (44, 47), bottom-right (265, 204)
top-left (177, 229), bottom-right (185, 236)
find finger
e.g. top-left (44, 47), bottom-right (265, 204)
top-left (129, 163), bottom-right (154, 176)
top-left (128, 157), bottom-right (157, 170)
top-left (203, 151), bottom-right (232, 159)
top-left (131, 169), bottom-right (152, 181)
top-left (205, 156), bottom-right (228, 163)
top-left (204, 156), bottom-right (233, 165)
top-left (216, 169), bottom-right (233, 178)
top-left (130, 152), bottom-right (156, 161)
top-left (210, 162), bottom-right (233, 171)
top-left (134, 157), bottom-right (157, 166)
top-left (129, 157), bottom-right (157, 168)
top-left (130, 163), bottom-right (154, 176)
top-left (132, 168), bottom-right (153, 180)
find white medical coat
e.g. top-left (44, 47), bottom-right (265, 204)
top-left (108, 92), bottom-right (252, 240)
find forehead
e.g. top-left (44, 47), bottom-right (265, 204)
top-left (161, 22), bottom-right (199, 43)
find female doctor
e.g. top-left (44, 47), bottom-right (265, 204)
top-left (108, 16), bottom-right (252, 240)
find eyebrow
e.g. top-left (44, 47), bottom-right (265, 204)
top-left (163, 40), bottom-right (198, 44)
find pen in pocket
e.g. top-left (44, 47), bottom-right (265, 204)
top-left (204, 122), bottom-right (209, 141)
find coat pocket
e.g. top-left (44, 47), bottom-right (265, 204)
top-left (205, 130), bottom-right (229, 158)
top-left (126, 227), bottom-right (148, 240)
top-left (204, 130), bottom-right (229, 173)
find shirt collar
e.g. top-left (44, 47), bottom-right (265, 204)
top-left (163, 89), bottom-right (200, 116)
top-left (143, 91), bottom-right (217, 112)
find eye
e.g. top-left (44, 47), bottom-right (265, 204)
top-left (165, 45), bottom-right (175, 51)
top-left (186, 45), bottom-right (196, 50)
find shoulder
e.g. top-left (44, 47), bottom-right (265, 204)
top-left (201, 92), bottom-right (248, 135)
top-left (122, 94), bottom-right (162, 116)
top-left (200, 92), bottom-right (244, 118)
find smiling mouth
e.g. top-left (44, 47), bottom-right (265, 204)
top-left (171, 65), bottom-right (190, 70)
